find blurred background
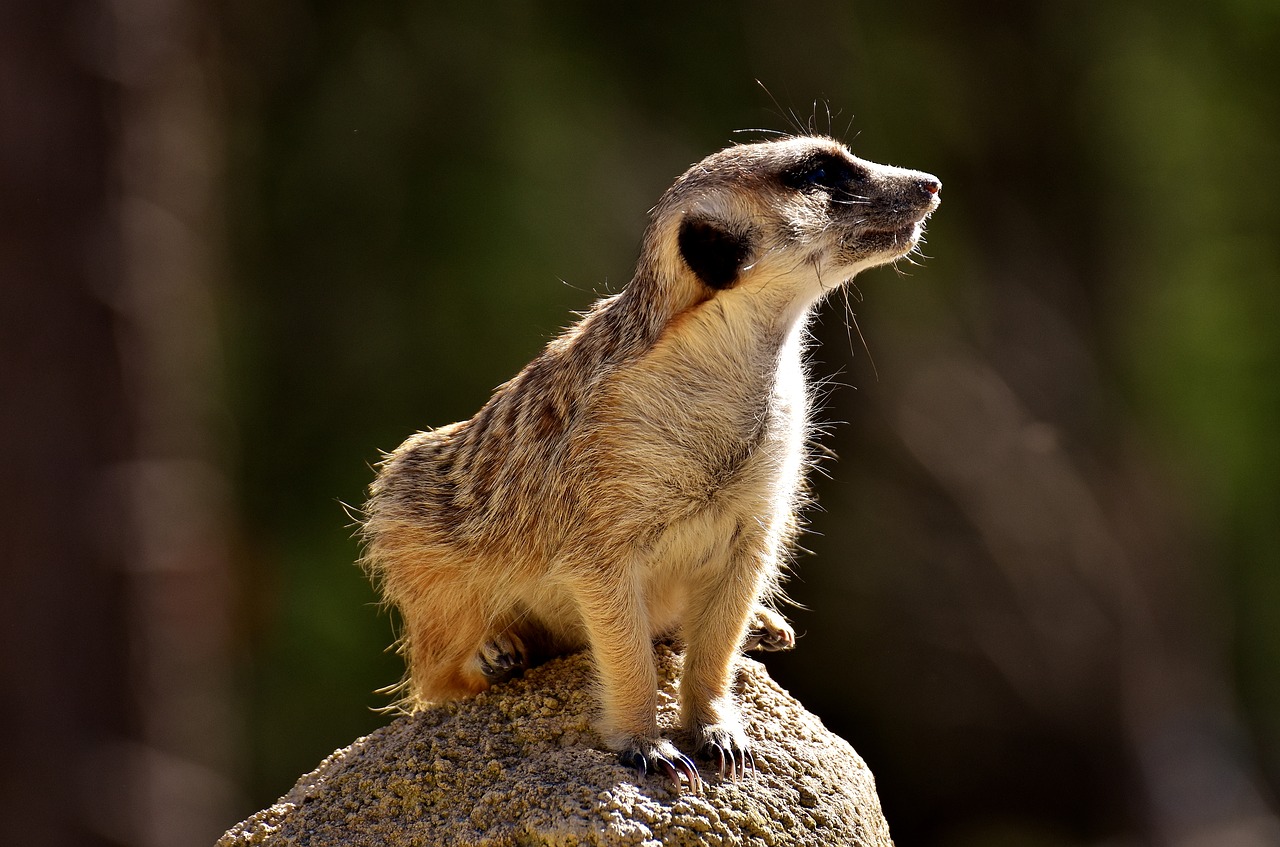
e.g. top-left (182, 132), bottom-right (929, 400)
top-left (4, 0), bottom-right (1279, 845)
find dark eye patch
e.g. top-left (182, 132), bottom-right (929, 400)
top-left (781, 153), bottom-right (860, 192)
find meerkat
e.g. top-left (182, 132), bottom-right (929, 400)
top-left (361, 135), bottom-right (940, 792)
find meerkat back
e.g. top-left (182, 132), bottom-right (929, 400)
top-left (362, 135), bottom-right (940, 791)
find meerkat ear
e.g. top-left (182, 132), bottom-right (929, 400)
top-left (678, 217), bottom-right (752, 290)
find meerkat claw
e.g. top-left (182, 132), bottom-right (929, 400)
top-left (478, 632), bottom-right (528, 682)
top-left (743, 626), bottom-right (794, 652)
top-left (694, 725), bottom-right (753, 782)
top-left (711, 742), bottom-right (749, 781)
top-left (620, 741), bottom-right (703, 795)
top-left (742, 607), bottom-right (796, 652)
top-left (708, 742), bottom-right (736, 780)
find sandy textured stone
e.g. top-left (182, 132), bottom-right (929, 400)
top-left (219, 645), bottom-right (894, 846)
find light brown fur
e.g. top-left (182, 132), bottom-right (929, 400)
top-left (361, 135), bottom-right (940, 789)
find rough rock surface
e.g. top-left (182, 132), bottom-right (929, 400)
top-left (219, 644), bottom-right (894, 846)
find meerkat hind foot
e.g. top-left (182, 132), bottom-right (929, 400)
top-left (478, 631), bottom-right (528, 683)
top-left (619, 737), bottom-right (703, 795)
top-left (743, 608), bottom-right (796, 652)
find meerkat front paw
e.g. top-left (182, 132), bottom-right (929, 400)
top-left (618, 737), bottom-right (703, 794)
top-left (691, 721), bottom-right (754, 781)
top-left (477, 631), bottom-right (528, 683)
top-left (742, 606), bottom-right (796, 652)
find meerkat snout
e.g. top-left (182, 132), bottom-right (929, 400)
top-left (361, 134), bottom-right (940, 794)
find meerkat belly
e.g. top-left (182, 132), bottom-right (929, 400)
top-left (639, 486), bottom-right (771, 635)
top-left (630, 373), bottom-right (806, 634)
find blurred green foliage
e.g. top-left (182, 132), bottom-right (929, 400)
top-left (219, 1), bottom-right (1280, 843)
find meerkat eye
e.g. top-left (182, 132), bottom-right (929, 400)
top-left (783, 154), bottom-right (858, 192)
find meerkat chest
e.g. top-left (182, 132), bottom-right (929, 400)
top-left (628, 329), bottom-right (808, 622)
top-left (605, 315), bottom-right (810, 511)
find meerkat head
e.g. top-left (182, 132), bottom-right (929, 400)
top-left (642, 136), bottom-right (940, 319)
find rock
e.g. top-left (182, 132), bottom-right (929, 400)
top-left (218, 644), bottom-right (894, 846)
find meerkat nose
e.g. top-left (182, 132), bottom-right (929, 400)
top-left (918, 176), bottom-right (941, 197)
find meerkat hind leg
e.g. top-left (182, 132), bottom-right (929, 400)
top-left (400, 602), bottom-right (494, 704)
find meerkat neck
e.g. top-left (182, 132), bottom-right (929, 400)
top-left (580, 265), bottom-right (706, 357)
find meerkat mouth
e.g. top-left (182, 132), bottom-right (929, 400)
top-left (858, 213), bottom-right (932, 257)
top-left (867, 219), bottom-right (926, 239)
top-left (863, 195), bottom-right (937, 232)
